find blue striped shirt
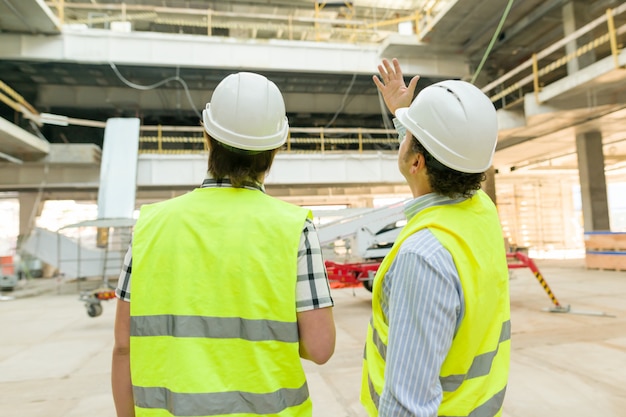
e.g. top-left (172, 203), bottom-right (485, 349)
top-left (378, 193), bottom-right (466, 417)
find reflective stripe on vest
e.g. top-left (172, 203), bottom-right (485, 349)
top-left (440, 386), bottom-right (507, 417)
top-left (439, 320), bottom-right (511, 392)
top-left (133, 383), bottom-right (310, 416)
top-left (131, 315), bottom-right (299, 342)
top-left (369, 318), bottom-right (387, 360)
top-left (367, 378), bottom-right (507, 417)
top-left (367, 374), bottom-right (380, 409)
top-left (361, 191), bottom-right (510, 417)
top-left (366, 321), bottom-right (510, 414)
top-left (130, 187), bottom-right (312, 417)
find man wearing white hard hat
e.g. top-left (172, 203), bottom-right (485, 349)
top-left (361, 59), bottom-right (511, 417)
top-left (112, 72), bottom-right (336, 417)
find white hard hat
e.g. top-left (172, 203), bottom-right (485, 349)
top-left (395, 80), bottom-right (498, 173)
top-left (202, 72), bottom-right (289, 151)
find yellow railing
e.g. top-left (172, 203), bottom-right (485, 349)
top-left (138, 126), bottom-right (398, 155)
top-left (46, 0), bottom-right (456, 43)
top-left (44, 1), bottom-right (432, 44)
top-left (0, 80), bottom-right (38, 117)
top-left (0, 82), bottom-right (397, 154)
top-left (482, 5), bottom-right (626, 107)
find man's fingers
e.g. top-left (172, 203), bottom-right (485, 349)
top-left (382, 59), bottom-right (395, 78)
top-left (391, 58), bottom-right (403, 79)
top-left (407, 75), bottom-right (420, 94)
top-left (372, 75), bottom-right (384, 90)
top-left (375, 58), bottom-right (420, 93)
top-left (377, 64), bottom-right (389, 82)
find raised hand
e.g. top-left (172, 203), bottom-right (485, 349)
top-left (373, 58), bottom-right (420, 115)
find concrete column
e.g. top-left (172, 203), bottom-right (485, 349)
top-left (576, 130), bottom-right (610, 232)
top-left (482, 166), bottom-right (497, 205)
top-left (562, 0), bottom-right (596, 74)
top-left (18, 192), bottom-right (44, 242)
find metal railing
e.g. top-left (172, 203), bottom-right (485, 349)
top-left (44, 0), bottom-right (448, 44)
top-left (0, 84), bottom-right (398, 155)
top-left (138, 125), bottom-right (398, 155)
top-left (0, 80), bottom-right (38, 118)
top-left (482, 5), bottom-right (626, 108)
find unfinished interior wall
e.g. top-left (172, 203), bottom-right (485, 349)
top-left (496, 175), bottom-right (584, 258)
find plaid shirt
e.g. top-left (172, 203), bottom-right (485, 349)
top-left (115, 178), bottom-right (334, 312)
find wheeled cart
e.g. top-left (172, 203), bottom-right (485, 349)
top-left (79, 287), bottom-right (117, 317)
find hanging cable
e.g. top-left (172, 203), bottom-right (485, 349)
top-left (470, 0), bottom-right (516, 85)
top-left (325, 73), bottom-right (357, 128)
top-left (109, 62), bottom-right (202, 120)
top-left (377, 91), bottom-right (394, 140)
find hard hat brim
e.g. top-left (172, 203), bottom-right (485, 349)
top-left (396, 107), bottom-right (493, 174)
top-left (203, 105), bottom-right (289, 152)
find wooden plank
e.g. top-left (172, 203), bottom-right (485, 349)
top-left (585, 252), bottom-right (626, 271)
top-left (584, 232), bottom-right (626, 251)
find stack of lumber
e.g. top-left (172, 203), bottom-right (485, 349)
top-left (584, 232), bottom-right (626, 271)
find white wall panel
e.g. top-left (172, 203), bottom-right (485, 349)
top-left (266, 153), bottom-right (403, 184)
top-left (136, 154), bottom-right (207, 187)
top-left (132, 152), bottom-right (404, 187)
top-left (0, 31), bottom-right (468, 77)
top-left (97, 118), bottom-right (140, 219)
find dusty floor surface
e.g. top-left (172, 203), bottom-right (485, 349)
top-left (1, 258), bottom-right (625, 417)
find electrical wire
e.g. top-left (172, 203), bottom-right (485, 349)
top-left (109, 62), bottom-right (202, 120)
top-left (378, 91), bottom-right (394, 140)
top-left (325, 73), bottom-right (357, 128)
top-left (376, 0), bottom-right (515, 129)
top-left (470, 0), bottom-right (516, 84)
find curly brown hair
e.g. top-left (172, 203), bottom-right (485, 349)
top-left (205, 132), bottom-right (278, 187)
top-left (409, 138), bottom-right (485, 198)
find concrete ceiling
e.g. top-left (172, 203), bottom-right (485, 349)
top-left (1, 0), bottom-right (626, 185)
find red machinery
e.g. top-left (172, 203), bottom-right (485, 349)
top-left (506, 250), bottom-right (569, 312)
top-left (317, 203), bottom-right (569, 311)
top-left (325, 260), bottom-right (380, 291)
top-left (317, 202), bottom-right (407, 292)
top-left (326, 250), bottom-right (569, 313)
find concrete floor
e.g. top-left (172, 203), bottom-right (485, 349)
top-left (1, 259), bottom-right (626, 417)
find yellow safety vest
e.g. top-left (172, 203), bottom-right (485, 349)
top-left (130, 186), bottom-right (313, 417)
top-left (361, 190), bottom-right (511, 417)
